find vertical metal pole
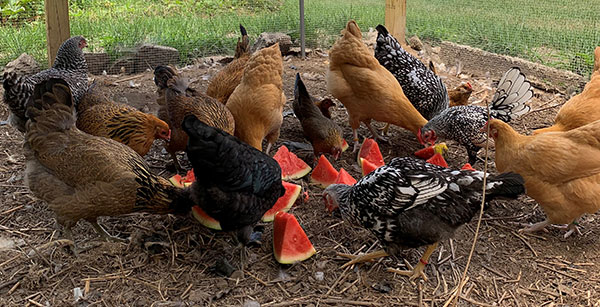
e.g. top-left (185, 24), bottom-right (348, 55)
top-left (299, 0), bottom-right (306, 58)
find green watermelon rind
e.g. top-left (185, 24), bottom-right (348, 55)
top-left (310, 155), bottom-right (339, 188)
top-left (273, 212), bottom-right (316, 264)
top-left (262, 181), bottom-right (302, 222)
top-left (356, 138), bottom-right (385, 167)
top-left (191, 206), bottom-right (222, 231)
top-left (359, 157), bottom-right (379, 177)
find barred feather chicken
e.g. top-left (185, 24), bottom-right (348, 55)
top-left (226, 43), bottom-right (285, 154)
top-left (24, 79), bottom-right (193, 247)
top-left (206, 24), bottom-right (251, 104)
top-left (183, 115), bottom-right (285, 267)
top-left (419, 67), bottom-right (533, 164)
top-left (327, 21), bottom-right (428, 152)
top-left (375, 25), bottom-right (449, 120)
top-left (533, 47), bottom-right (600, 135)
top-left (293, 74), bottom-right (344, 159)
top-left (76, 82), bottom-right (171, 156)
top-left (154, 65), bottom-right (235, 172)
top-left (487, 118), bottom-right (600, 237)
top-left (323, 157), bottom-right (525, 280)
top-left (448, 82), bottom-right (473, 107)
top-left (3, 36), bottom-right (88, 132)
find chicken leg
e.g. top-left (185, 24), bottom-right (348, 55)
top-left (365, 122), bottom-right (389, 144)
top-left (380, 123), bottom-right (391, 136)
top-left (352, 129), bottom-right (360, 153)
top-left (338, 249), bottom-right (389, 268)
top-left (519, 219), bottom-right (550, 234)
top-left (387, 242), bottom-right (438, 281)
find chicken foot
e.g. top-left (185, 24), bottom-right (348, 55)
top-left (554, 221), bottom-right (583, 239)
top-left (338, 249), bottom-right (389, 268)
top-left (518, 219), bottom-right (550, 234)
top-left (90, 221), bottom-right (128, 243)
top-left (365, 122), bottom-right (389, 144)
top-left (352, 129), bottom-right (360, 153)
top-left (388, 242), bottom-right (438, 281)
top-left (380, 123), bottom-right (391, 136)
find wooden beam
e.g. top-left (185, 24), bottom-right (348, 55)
top-left (385, 0), bottom-right (406, 44)
top-left (45, 0), bottom-right (70, 67)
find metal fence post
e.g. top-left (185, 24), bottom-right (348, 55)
top-left (299, 0), bottom-right (305, 58)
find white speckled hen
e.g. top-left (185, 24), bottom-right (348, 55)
top-left (323, 157), bottom-right (524, 280)
top-left (375, 25), bottom-right (449, 120)
top-left (419, 67), bottom-right (533, 165)
top-left (3, 36), bottom-right (89, 132)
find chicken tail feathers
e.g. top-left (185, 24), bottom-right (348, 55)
top-left (25, 78), bottom-right (76, 133)
top-left (293, 73), bottom-right (321, 121)
top-left (594, 47), bottom-right (600, 74)
top-left (153, 65), bottom-right (190, 99)
top-left (375, 24), bottom-right (389, 37)
top-left (235, 24), bottom-right (250, 58)
top-left (490, 67), bottom-right (533, 122)
top-left (484, 172), bottom-right (525, 200)
top-left (2, 72), bottom-right (33, 132)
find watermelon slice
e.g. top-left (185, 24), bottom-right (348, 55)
top-left (359, 158), bottom-right (379, 177)
top-left (273, 145), bottom-right (312, 180)
top-left (273, 212), bottom-right (316, 264)
top-left (310, 155), bottom-right (339, 188)
top-left (334, 168), bottom-right (357, 185)
top-left (341, 139), bottom-right (349, 152)
top-left (169, 174), bottom-right (185, 188)
top-left (185, 169), bottom-right (196, 182)
top-left (357, 138), bottom-right (384, 167)
top-left (461, 163), bottom-right (475, 171)
top-left (414, 143), bottom-right (447, 160)
top-left (191, 206), bottom-right (222, 230)
top-left (262, 181), bottom-right (302, 222)
top-left (426, 153), bottom-right (448, 168)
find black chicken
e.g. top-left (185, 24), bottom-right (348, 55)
top-left (183, 114), bottom-right (285, 266)
top-left (3, 36), bottom-right (89, 132)
top-left (323, 157), bottom-right (525, 280)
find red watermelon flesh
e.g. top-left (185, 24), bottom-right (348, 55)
top-left (310, 155), bottom-right (339, 188)
top-left (273, 145), bottom-right (312, 180)
top-left (359, 158), bottom-right (379, 177)
top-left (357, 138), bottom-right (384, 167)
top-left (341, 139), bottom-right (349, 152)
top-left (262, 181), bottom-right (302, 222)
top-left (414, 145), bottom-right (436, 159)
top-left (273, 211), bottom-right (316, 264)
top-left (334, 168), bottom-right (357, 185)
top-left (185, 169), bottom-right (195, 182)
top-left (461, 163), bottom-right (475, 171)
top-left (191, 206), bottom-right (222, 230)
top-left (426, 153), bottom-right (448, 168)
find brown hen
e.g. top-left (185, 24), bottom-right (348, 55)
top-left (226, 43), bottom-right (285, 154)
top-left (448, 82), bottom-right (473, 107)
top-left (24, 79), bottom-right (193, 247)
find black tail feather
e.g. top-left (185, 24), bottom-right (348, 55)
top-left (486, 172), bottom-right (525, 200)
top-left (375, 24), bottom-right (389, 36)
top-left (240, 24), bottom-right (247, 37)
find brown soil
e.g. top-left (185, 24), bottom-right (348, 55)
top-left (1, 49), bottom-right (598, 307)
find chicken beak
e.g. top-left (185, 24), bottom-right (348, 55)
top-left (166, 129), bottom-right (172, 142)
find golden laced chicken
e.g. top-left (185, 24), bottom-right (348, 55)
top-left (24, 79), bottom-right (193, 250)
top-left (206, 24), bottom-right (251, 104)
top-left (327, 20), bottom-right (428, 152)
top-left (487, 118), bottom-right (600, 238)
top-left (226, 43), bottom-right (285, 154)
top-left (154, 65), bottom-right (235, 172)
top-left (76, 82), bottom-right (171, 156)
top-left (3, 36), bottom-right (88, 132)
top-left (323, 157), bottom-right (524, 280)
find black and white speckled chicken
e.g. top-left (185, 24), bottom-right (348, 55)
top-left (375, 25), bottom-right (448, 120)
top-left (2, 36), bottom-right (89, 132)
top-left (183, 114), bottom-right (285, 267)
top-left (419, 67), bottom-right (533, 165)
top-left (323, 157), bottom-right (524, 280)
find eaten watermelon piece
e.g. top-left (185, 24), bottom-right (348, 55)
top-left (191, 206), bottom-right (222, 230)
top-left (262, 181), bottom-right (302, 222)
top-left (334, 168), bottom-right (357, 185)
top-left (273, 212), bottom-right (316, 264)
top-left (310, 155), bottom-right (339, 188)
top-left (168, 174), bottom-right (185, 188)
top-left (426, 153), bottom-right (448, 168)
top-left (341, 139), bottom-right (349, 152)
top-left (273, 145), bottom-right (312, 180)
top-left (415, 143), bottom-right (448, 160)
top-left (185, 169), bottom-right (195, 182)
top-left (359, 158), bottom-right (379, 177)
top-left (461, 163), bottom-right (475, 171)
top-left (357, 138), bottom-right (384, 167)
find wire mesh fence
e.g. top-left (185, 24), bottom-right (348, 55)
top-left (1, 0), bottom-right (598, 77)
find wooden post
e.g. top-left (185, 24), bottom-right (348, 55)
top-left (45, 0), bottom-right (70, 67)
top-left (385, 0), bottom-right (406, 44)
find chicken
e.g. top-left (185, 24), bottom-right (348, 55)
top-left (183, 114), bottom-right (285, 267)
top-left (293, 74), bottom-right (344, 160)
top-left (448, 82), bottom-right (473, 107)
top-left (323, 157), bottom-right (524, 280)
top-left (3, 36), bottom-right (89, 132)
top-left (375, 24), bottom-right (449, 120)
top-left (206, 24), bottom-right (250, 104)
top-left (327, 21), bottom-right (428, 152)
top-left (486, 118), bottom-right (600, 237)
top-left (75, 82), bottom-right (171, 156)
top-left (419, 67), bottom-right (533, 165)
top-left (315, 98), bottom-right (336, 119)
top-left (24, 78), bottom-right (193, 248)
top-left (154, 65), bottom-right (235, 172)
top-left (533, 47), bottom-right (600, 134)
top-left (226, 43), bottom-right (285, 154)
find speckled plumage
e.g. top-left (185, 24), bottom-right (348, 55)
top-left (375, 25), bottom-right (448, 119)
top-left (324, 157), bottom-right (524, 254)
top-left (2, 36), bottom-right (88, 132)
top-left (421, 67), bottom-right (533, 164)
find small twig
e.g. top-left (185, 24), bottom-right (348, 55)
top-left (537, 263), bottom-right (579, 281)
top-left (1, 205), bottom-right (24, 215)
top-left (459, 295), bottom-right (493, 307)
top-left (511, 231), bottom-right (537, 257)
top-left (113, 74), bottom-right (144, 83)
top-left (245, 270), bottom-right (269, 286)
top-left (481, 264), bottom-right (510, 280)
top-left (324, 266), bottom-right (350, 296)
top-left (320, 299), bottom-right (382, 306)
top-left (522, 101), bottom-right (566, 118)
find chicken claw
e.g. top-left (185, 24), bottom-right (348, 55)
top-left (518, 219), bottom-right (550, 234)
top-left (387, 264), bottom-right (428, 281)
top-left (366, 122), bottom-right (389, 143)
top-left (338, 249), bottom-right (388, 268)
top-left (91, 221), bottom-right (127, 243)
top-left (554, 221), bottom-right (582, 238)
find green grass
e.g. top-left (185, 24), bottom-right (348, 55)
top-left (0, 0), bottom-right (598, 77)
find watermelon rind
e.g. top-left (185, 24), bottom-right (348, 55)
top-left (191, 206), bottom-right (222, 230)
top-left (273, 212), bottom-right (316, 264)
top-left (273, 145), bottom-right (312, 180)
top-left (262, 181), bottom-right (302, 222)
top-left (359, 158), bottom-right (379, 177)
top-left (168, 174), bottom-right (184, 188)
top-left (356, 138), bottom-right (384, 167)
top-left (334, 168), bottom-right (357, 185)
top-left (310, 155), bottom-right (339, 188)
top-left (341, 139), bottom-right (349, 152)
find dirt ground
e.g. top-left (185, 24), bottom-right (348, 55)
top-left (1, 45), bottom-right (599, 307)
